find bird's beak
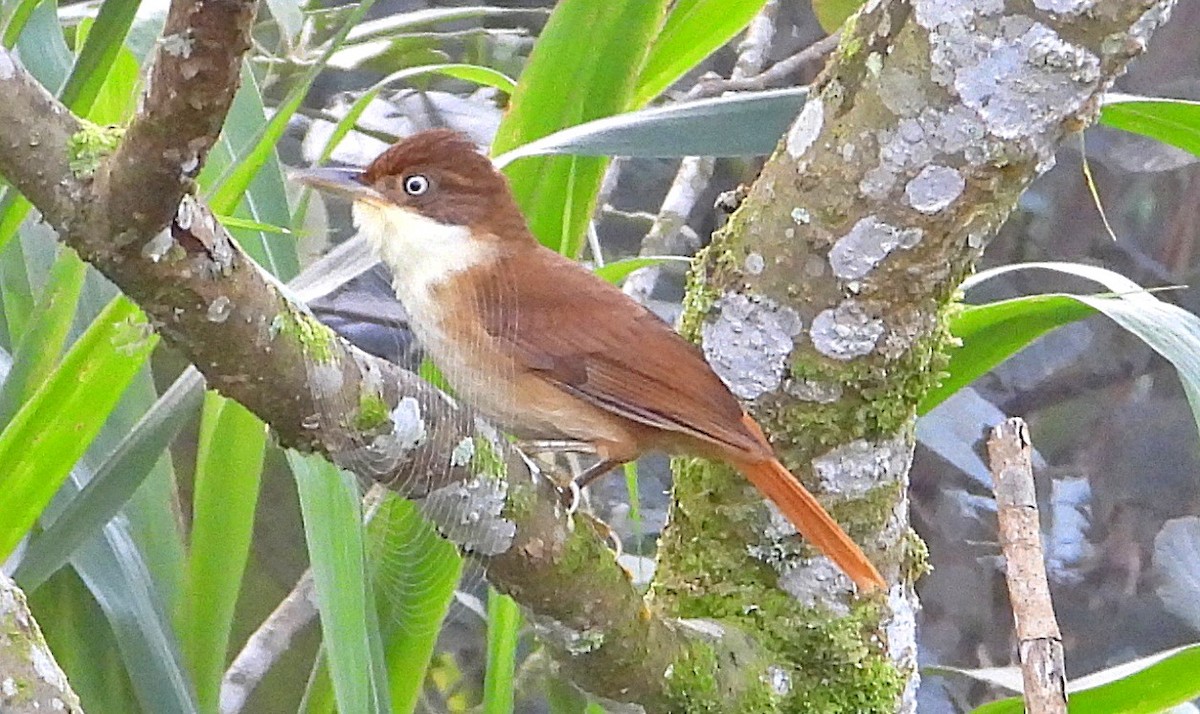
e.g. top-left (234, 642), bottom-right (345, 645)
top-left (289, 166), bottom-right (385, 204)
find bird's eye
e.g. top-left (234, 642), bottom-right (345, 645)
top-left (403, 174), bottom-right (429, 196)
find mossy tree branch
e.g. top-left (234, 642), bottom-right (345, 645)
top-left (657, 0), bottom-right (1174, 712)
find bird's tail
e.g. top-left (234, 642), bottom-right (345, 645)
top-left (732, 415), bottom-right (886, 593)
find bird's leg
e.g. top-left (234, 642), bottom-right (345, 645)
top-left (575, 459), bottom-right (622, 489)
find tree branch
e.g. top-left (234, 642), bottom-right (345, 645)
top-left (660, 0), bottom-right (1175, 710)
top-left (988, 419), bottom-right (1067, 714)
top-left (0, 572), bottom-right (84, 713)
top-left (0, 1), bottom-right (771, 709)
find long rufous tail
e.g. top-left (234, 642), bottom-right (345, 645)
top-left (733, 415), bottom-right (886, 593)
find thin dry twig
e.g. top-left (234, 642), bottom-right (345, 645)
top-left (987, 418), bottom-right (1068, 714)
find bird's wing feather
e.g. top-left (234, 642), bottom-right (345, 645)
top-left (477, 247), bottom-right (760, 455)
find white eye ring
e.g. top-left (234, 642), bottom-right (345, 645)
top-left (403, 174), bottom-right (429, 196)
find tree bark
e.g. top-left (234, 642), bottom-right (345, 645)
top-left (657, 0), bottom-right (1174, 711)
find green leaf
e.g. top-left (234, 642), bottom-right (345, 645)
top-left (483, 588), bottom-right (522, 714)
top-left (368, 496), bottom-right (462, 713)
top-left (812, 0), bottom-right (866, 33)
top-left (264, 0), bottom-right (303, 43)
top-left (201, 63), bottom-right (299, 279)
top-left (71, 503), bottom-right (200, 714)
top-left (180, 393), bottom-right (267, 713)
top-left (633, 0), bottom-right (766, 105)
top-left (918, 294), bottom-right (1094, 414)
top-left (0, 246), bottom-right (86, 427)
top-left (491, 0), bottom-right (669, 256)
top-left (14, 369), bottom-right (205, 591)
top-left (203, 0), bottom-right (378, 232)
top-left (59, 0), bottom-right (138, 112)
top-left (1100, 93), bottom-right (1200, 159)
top-left (592, 255), bottom-right (692, 285)
top-left (0, 296), bottom-right (157, 559)
top-left (290, 452), bottom-right (390, 714)
top-left (968, 644), bottom-right (1200, 714)
top-left (495, 88), bottom-right (806, 167)
top-left (921, 265), bottom-right (1200, 439)
top-left (215, 214), bottom-right (292, 235)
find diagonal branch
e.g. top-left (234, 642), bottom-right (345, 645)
top-left (0, 1), bottom-right (767, 710)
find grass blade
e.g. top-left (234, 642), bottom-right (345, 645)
top-left (0, 296), bottom-right (157, 559)
top-left (290, 452), bottom-right (390, 714)
top-left (14, 369), bottom-right (204, 591)
top-left (1101, 93), bottom-right (1200, 159)
top-left (490, 0), bottom-right (668, 256)
top-left (633, 0), bottom-right (767, 105)
top-left (179, 393), bottom-right (267, 713)
top-left (495, 88), bottom-right (806, 166)
top-left (483, 589), bottom-right (522, 714)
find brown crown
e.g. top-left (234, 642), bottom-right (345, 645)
top-left (360, 129), bottom-right (527, 235)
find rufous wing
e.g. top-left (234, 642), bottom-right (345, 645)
top-left (476, 246), bottom-right (762, 457)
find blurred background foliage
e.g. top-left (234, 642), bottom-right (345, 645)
top-left (2, 0), bottom-right (1200, 712)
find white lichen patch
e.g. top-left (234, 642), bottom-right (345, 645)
top-left (786, 98), bottom-right (824, 159)
top-left (777, 559), bottom-right (852, 615)
top-left (1032, 0), bottom-right (1096, 14)
top-left (886, 583), bottom-right (921, 708)
top-left (785, 377), bottom-right (844, 404)
top-left (388, 397), bottom-right (426, 452)
top-left (905, 165), bottom-right (965, 214)
top-left (141, 229), bottom-right (175, 262)
top-left (419, 476), bottom-right (515, 555)
top-left (744, 252), bottom-right (765, 275)
top-left (791, 207), bottom-right (811, 225)
top-left (763, 665), bottom-right (792, 696)
top-left (450, 436), bottom-right (475, 467)
top-left (0, 51), bottom-right (15, 81)
top-left (809, 300), bottom-right (884, 360)
top-left (1124, 1), bottom-right (1174, 54)
top-left (811, 435), bottom-right (913, 497)
top-left (923, 7), bottom-right (1101, 143)
top-left (1, 677), bottom-right (15, 697)
top-left (829, 216), bottom-right (924, 280)
top-left (206, 295), bottom-right (232, 323)
top-left (701, 293), bottom-right (803, 400)
top-left (160, 31), bottom-right (195, 58)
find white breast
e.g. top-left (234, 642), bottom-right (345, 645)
top-left (350, 200), bottom-right (509, 415)
top-left (351, 200), bottom-right (493, 322)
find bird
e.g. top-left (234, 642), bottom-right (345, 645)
top-left (293, 129), bottom-right (885, 592)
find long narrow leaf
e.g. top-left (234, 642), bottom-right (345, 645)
top-left (0, 296), bottom-right (157, 559)
top-left (369, 496), bottom-right (463, 713)
top-left (483, 589), bottom-right (522, 714)
top-left (491, 0), bottom-right (668, 256)
top-left (969, 644), bottom-right (1200, 714)
top-left (59, 0), bottom-right (138, 110)
top-left (14, 369), bottom-right (204, 591)
top-left (1101, 93), bottom-right (1200, 159)
top-left (180, 393), bottom-right (267, 713)
top-left (204, 0), bottom-right (378, 222)
top-left (290, 452), bottom-right (390, 714)
top-left (494, 88), bottom-right (806, 166)
top-left (0, 247), bottom-right (85, 427)
top-left (633, 0), bottom-right (767, 105)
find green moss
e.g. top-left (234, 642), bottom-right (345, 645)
top-left (273, 307), bottom-right (335, 362)
top-left (68, 121), bottom-right (123, 178)
top-left (471, 434), bottom-right (508, 480)
top-left (352, 391), bottom-right (389, 432)
top-left (831, 481), bottom-right (903, 539)
top-left (663, 643), bottom-right (723, 711)
top-left (900, 527), bottom-right (932, 582)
